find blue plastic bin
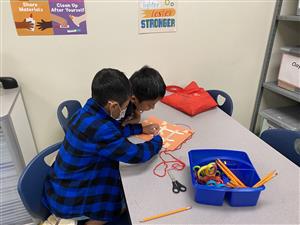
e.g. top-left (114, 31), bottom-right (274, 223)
top-left (188, 149), bottom-right (265, 207)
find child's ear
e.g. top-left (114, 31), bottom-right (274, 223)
top-left (106, 101), bottom-right (118, 114)
top-left (110, 101), bottom-right (119, 110)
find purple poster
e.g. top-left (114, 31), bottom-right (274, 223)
top-left (48, 0), bottom-right (87, 35)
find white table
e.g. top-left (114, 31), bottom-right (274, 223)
top-left (120, 103), bottom-right (299, 225)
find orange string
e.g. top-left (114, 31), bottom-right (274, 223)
top-left (152, 128), bottom-right (193, 177)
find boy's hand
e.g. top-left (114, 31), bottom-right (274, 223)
top-left (143, 124), bottom-right (160, 135)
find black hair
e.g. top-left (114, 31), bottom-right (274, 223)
top-left (91, 68), bottom-right (131, 106)
top-left (130, 66), bottom-right (166, 102)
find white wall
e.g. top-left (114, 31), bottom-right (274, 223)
top-left (1, 0), bottom-right (276, 150)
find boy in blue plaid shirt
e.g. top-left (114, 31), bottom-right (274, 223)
top-left (43, 68), bottom-right (163, 225)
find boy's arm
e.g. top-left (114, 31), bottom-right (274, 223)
top-left (97, 126), bottom-right (163, 163)
top-left (121, 123), bottom-right (143, 137)
top-left (121, 123), bottom-right (160, 137)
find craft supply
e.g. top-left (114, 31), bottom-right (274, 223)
top-left (193, 162), bottom-right (223, 185)
top-left (168, 171), bottom-right (187, 194)
top-left (198, 163), bottom-right (218, 177)
top-left (226, 182), bottom-right (235, 188)
top-left (216, 159), bottom-right (247, 188)
top-left (226, 180), bottom-right (241, 188)
top-left (192, 165), bottom-right (201, 171)
top-left (137, 117), bottom-right (193, 180)
top-left (189, 149), bottom-right (266, 206)
top-left (153, 150), bottom-right (186, 177)
top-left (150, 120), bottom-right (193, 178)
top-left (136, 116), bottom-right (194, 151)
top-left (140, 206), bottom-right (192, 222)
top-left (252, 170), bottom-right (278, 188)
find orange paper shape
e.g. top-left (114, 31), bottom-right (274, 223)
top-left (136, 116), bottom-right (193, 151)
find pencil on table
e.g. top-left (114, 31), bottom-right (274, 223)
top-left (216, 159), bottom-right (247, 188)
top-left (140, 206), bottom-right (192, 223)
top-left (252, 170), bottom-right (278, 188)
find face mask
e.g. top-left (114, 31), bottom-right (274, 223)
top-left (116, 106), bottom-right (127, 121)
top-left (109, 101), bottom-right (127, 121)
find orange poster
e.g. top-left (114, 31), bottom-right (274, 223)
top-left (136, 116), bottom-right (193, 151)
top-left (10, 0), bottom-right (53, 36)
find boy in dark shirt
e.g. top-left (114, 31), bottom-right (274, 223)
top-left (122, 65), bottom-right (166, 125)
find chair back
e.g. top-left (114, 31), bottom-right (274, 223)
top-left (207, 90), bottom-right (233, 116)
top-left (57, 100), bottom-right (82, 132)
top-left (18, 142), bottom-right (62, 220)
top-left (261, 129), bottom-right (300, 166)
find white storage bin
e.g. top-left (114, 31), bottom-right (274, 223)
top-left (278, 47), bottom-right (300, 93)
top-left (259, 105), bottom-right (300, 135)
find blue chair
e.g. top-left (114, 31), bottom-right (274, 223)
top-left (18, 142), bottom-right (62, 222)
top-left (207, 90), bottom-right (233, 116)
top-left (260, 129), bottom-right (300, 167)
top-left (77, 212), bottom-right (132, 225)
top-left (18, 142), bottom-right (131, 225)
top-left (57, 100), bottom-right (82, 132)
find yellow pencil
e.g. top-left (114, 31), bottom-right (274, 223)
top-left (140, 206), bottom-right (192, 222)
top-left (252, 171), bottom-right (278, 188)
top-left (253, 170), bottom-right (276, 187)
top-left (216, 159), bottom-right (247, 187)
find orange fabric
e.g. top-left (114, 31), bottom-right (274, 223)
top-left (136, 116), bottom-right (193, 151)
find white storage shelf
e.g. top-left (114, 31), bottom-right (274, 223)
top-left (0, 129), bottom-right (33, 225)
top-left (250, 0), bottom-right (300, 133)
top-left (0, 87), bottom-right (37, 225)
top-left (263, 81), bottom-right (300, 102)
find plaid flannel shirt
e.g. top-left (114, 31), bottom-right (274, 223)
top-left (43, 98), bottom-right (162, 221)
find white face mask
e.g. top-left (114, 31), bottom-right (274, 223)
top-left (109, 101), bottom-right (127, 121)
top-left (116, 106), bottom-right (127, 121)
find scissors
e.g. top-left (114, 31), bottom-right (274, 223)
top-left (168, 171), bottom-right (187, 194)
